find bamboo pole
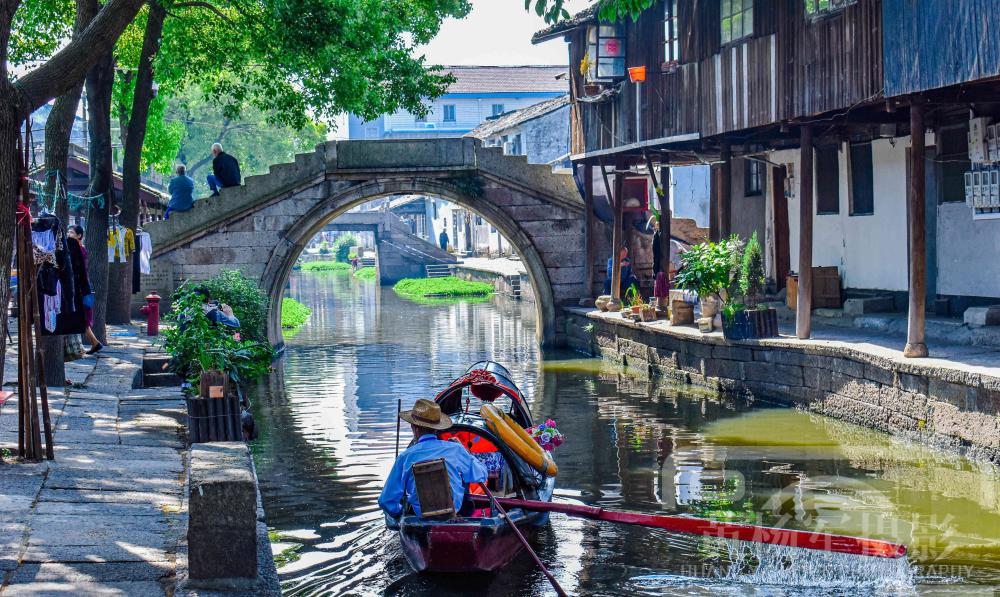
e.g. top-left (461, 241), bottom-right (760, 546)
top-left (904, 102), bottom-right (929, 358)
top-left (796, 125), bottom-right (814, 340)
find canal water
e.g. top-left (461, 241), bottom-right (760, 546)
top-left (251, 271), bottom-right (1000, 596)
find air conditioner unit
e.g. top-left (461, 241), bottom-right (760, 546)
top-left (991, 168), bottom-right (1000, 207)
top-left (972, 170), bottom-right (983, 207)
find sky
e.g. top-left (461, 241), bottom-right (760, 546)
top-left (417, 0), bottom-right (589, 66)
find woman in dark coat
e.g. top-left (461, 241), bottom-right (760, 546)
top-left (67, 225), bottom-right (103, 353)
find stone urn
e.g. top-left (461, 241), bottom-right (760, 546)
top-left (595, 295), bottom-right (612, 311)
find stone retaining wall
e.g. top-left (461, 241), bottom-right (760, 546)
top-left (564, 308), bottom-right (1000, 464)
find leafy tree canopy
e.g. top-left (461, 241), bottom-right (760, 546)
top-left (8, 0), bottom-right (76, 68)
top-left (529, 0), bottom-right (653, 24)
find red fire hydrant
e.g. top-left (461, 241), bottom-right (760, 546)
top-left (139, 291), bottom-right (161, 336)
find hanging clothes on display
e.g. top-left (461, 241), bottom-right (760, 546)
top-left (138, 230), bottom-right (152, 274)
top-left (107, 223), bottom-right (135, 263)
top-left (132, 233), bottom-right (141, 294)
top-left (33, 214), bottom-right (87, 337)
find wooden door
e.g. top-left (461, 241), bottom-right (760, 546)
top-left (771, 165), bottom-right (790, 290)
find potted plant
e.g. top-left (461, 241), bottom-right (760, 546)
top-left (673, 237), bottom-right (743, 320)
top-left (624, 284), bottom-right (644, 318)
top-left (738, 232), bottom-right (778, 339)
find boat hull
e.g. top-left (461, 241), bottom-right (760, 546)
top-left (399, 510), bottom-right (544, 573)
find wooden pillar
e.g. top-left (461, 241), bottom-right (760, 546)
top-left (659, 165), bottom-right (672, 279)
top-left (718, 140), bottom-right (732, 239)
top-left (904, 103), bottom-right (929, 358)
top-left (583, 163), bottom-right (596, 297)
top-left (610, 160), bottom-right (625, 304)
top-left (796, 125), bottom-right (814, 339)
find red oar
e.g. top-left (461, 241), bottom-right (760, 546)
top-left (471, 496), bottom-right (907, 559)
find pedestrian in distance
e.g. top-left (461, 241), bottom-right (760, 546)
top-left (66, 225), bottom-right (104, 354)
top-left (165, 164), bottom-right (195, 219)
top-left (439, 223), bottom-right (449, 251)
top-left (206, 143), bottom-right (241, 196)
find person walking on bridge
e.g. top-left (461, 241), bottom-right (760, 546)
top-left (206, 143), bottom-right (241, 196)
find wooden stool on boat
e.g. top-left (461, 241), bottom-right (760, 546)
top-left (412, 458), bottom-right (455, 520)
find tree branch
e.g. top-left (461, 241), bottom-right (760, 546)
top-left (171, 1), bottom-right (231, 22)
top-left (186, 117), bottom-right (230, 176)
top-left (15, 0), bottom-right (146, 114)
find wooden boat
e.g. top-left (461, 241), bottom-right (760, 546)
top-left (391, 362), bottom-right (556, 573)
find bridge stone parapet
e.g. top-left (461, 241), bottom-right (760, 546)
top-left (147, 139), bottom-right (586, 347)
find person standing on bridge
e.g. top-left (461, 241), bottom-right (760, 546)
top-left (439, 223), bottom-right (449, 251)
top-left (166, 164), bottom-right (195, 219)
top-left (207, 143), bottom-right (242, 196)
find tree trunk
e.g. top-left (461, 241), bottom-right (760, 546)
top-left (84, 52), bottom-right (115, 344)
top-left (40, 84), bottom-right (84, 387)
top-left (0, 89), bottom-right (27, 386)
top-left (107, 2), bottom-right (166, 325)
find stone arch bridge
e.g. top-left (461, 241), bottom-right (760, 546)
top-left (146, 138), bottom-right (586, 347)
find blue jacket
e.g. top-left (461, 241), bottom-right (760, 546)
top-left (167, 175), bottom-right (196, 211)
top-left (212, 152), bottom-right (241, 188)
top-left (379, 434), bottom-right (488, 518)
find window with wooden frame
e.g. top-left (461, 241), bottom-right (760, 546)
top-left (804, 0), bottom-right (857, 18)
top-left (585, 24), bottom-right (626, 81)
top-left (848, 142), bottom-right (874, 215)
top-left (442, 104), bottom-right (456, 123)
top-left (815, 144), bottom-right (840, 214)
top-left (744, 158), bottom-right (764, 196)
top-left (721, 0), bottom-right (753, 45)
top-left (663, 0), bottom-right (680, 66)
top-left (938, 124), bottom-right (970, 204)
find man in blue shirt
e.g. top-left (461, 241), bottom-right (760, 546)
top-left (379, 399), bottom-right (487, 519)
top-left (166, 164), bottom-right (195, 219)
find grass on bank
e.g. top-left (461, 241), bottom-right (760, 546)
top-left (354, 266), bottom-right (376, 280)
top-left (281, 298), bottom-right (311, 330)
top-left (394, 276), bottom-right (494, 302)
top-left (300, 260), bottom-right (351, 273)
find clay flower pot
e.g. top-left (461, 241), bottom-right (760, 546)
top-left (595, 295), bottom-right (612, 311)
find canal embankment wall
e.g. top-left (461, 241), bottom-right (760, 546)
top-left (563, 307), bottom-right (1000, 465)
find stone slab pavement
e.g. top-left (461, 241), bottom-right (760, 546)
top-left (457, 256), bottom-right (527, 277)
top-left (0, 326), bottom-right (187, 597)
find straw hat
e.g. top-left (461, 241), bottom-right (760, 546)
top-left (399, 399), bottom-right (453, 431)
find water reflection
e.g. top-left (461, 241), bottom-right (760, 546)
top-left (250, 271), bottom-right (1000, 595)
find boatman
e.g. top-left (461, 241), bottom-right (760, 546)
top-left (379, 399), bottom-right (487, 519)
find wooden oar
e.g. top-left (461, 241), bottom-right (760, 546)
top-left (479, 484), bottom-right (567, 597)
top-left (471, 496), bottom-right (907, 559)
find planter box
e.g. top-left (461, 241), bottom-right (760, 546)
top-left (722, 307), bottom-right (779, 341)
top-left (671, 301), bottom-right (694, 325)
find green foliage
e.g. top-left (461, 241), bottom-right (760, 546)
top-left (163, 279), bottom-right (274, 388)
top-left (8, 0), bottom-right (75, 67)
top-left (354, 267), bottom-right (377, 280)
top-left (331, 234), bottom-right (358, 263)
top-left (674, 236), bottom-right (744, 301)
top-left (529, 0), bottom-right (653, 24)
top-left (394, 276), bottom-right (493, 300)
top-left (198, 270), bottom-right (270, 342)
top-left (739, 231), bottom-right (766, 307)
top-left (166, 85), bottom-right (328, 196)
top-left (721, 301), bottom-right (747, 323)
top-left (624, 283), bottom-right (643, 308)
top-left (300, 260), bottom-right (351, 272)
top-left (280, 298), bottom-right (311, 330)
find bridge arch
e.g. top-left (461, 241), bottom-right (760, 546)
top-left (147, 139), bottom-right (586, 350)
top-left (261, 177), bottom-right (559, 347)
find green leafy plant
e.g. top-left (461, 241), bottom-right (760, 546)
top-left (354, 266), bottom-right (377, 280)
top-left (394, 276), bottom-right (493, 300)
top-left (281, 298), bottom-right (311, 330)
top-left (624, 283), bottom-right (644, 308)
top-left (199, 270), bottom-right (269, 342)
top-left (673, 236), bottom-right (744, 302)
top-left (318, 241), bottom-right (330, 255)
top-left (331, 234), bottom-right (358, 263)
top-left (721, 301), bottom-right (747, 323)
top-left (301, 261), bottom-right (351, 273)
top-left (739, 231), bottom-right (766, 308)
top-left (163, 275), bottom-right (275, 390)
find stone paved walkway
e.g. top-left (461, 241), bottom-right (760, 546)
top-left (0, 328), bottom-right (187, 596)
top-left (457, 256), bottom-right (528, 277)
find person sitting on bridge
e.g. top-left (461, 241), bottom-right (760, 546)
top-left (165, 164), bottom-right (195, 219)
top-left (207, 143), bottom-right (242, 196)
top-left (604, 245), bottom-right (638, 296)
top-left (379, 399), bottom-right (487, 520)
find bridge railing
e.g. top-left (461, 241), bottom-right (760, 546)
top-left (381, 239), bottom-right (454, 264)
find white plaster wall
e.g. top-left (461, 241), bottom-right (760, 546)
top-left (773, 138), bottom-right (910, 292)
top-left (936, 203), bottom-right (1000, 297)
top-left (384, 96), bottom-right (562, 135)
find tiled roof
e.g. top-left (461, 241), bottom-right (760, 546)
top-left (467, 95), bottom-right (571, 139)
top-left (531, 6), bottom-right (597, 44)
top-left (436, 65), bottom-right (568, 94)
